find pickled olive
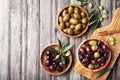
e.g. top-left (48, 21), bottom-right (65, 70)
top-left (73, 29), bottom-right (80, 35)
top-left (67, 28), bottom-right (73, 35)
top-left (82, 24), bottom-right (86, 29)
top-left (74, 7), bottom-right (80, 13)
top-left (94, 64), bottom-right (99, 69)
top-left (59, 22), bottom-right (65, 30)
top-left (68, 6), bottom-right (74, 14)
top-left (94, 52), bottom-right (100, 59)
top-left (88, 64), bottom-right (94, 70)
top-left (62, 9), bottom-right (68, 16)
top-left (70, 25), bottom-right (75, 29)
top-left (82, 18), bottom-right (88, 24)
top-left (79, 47), bottom-right (86, 55)
top-left (91, 45), bottom-right (98, 52)
top-left (70, 18), bottom-right (78, 25)
top-left (81, 12), bottom-right (86, 18)
top-left (97, 56), bottom-right (105, 64)
top-left (59, 16), bottom-right (63, 23)
top-left (73, 13), bottom-right (81, 19)
top-left (63, 28), bottom-right (68, 33)
top-left (75, 23), bottom-right (82, 31)
top-left (65, 22), bottom-right (70, 28)
top-left (89, 40), bottom-right (97, 46)
top-left (63, 14), bottom-right (70, 22)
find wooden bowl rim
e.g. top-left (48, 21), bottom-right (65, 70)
top-left (40, 43), bottom-right (72, 75)
top-left (57, 4), bottom-right (89, 38)
top-left (76, 39), bottom-right (111, 72)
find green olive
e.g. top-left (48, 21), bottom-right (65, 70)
top-left (88, 64), bottom-right (94, 70)
top-left (70, 18), bottom-right (78, 25)
top-left (65, 22), bottom-right (70, 28)
top-left (94, 52), bottom-right (100, 59)
top-left (75, 23), bottom-right (82, 31)
top-left (80, 12), bottom-right (86, 18)
top-left (73, 13), bottom-right (81, 19)
top-left (74, 7), bottom-right (80, 13)
top-left (70, 25), bottom-right (75, 29)
top-left (91, 45), bottom-right (98, 52)
top-left (94, 64), bottom-right (99, 69)
top-left (59, 22), bottom-right (65, 30)
top-left (59, 16), bottom-right (63, 23)
top-left (89, 40), bottom-right (97, 46)
top-left (82, 24), bottom-right (86, 29)
top-left (73, 29), bottom-right (80, 35)
top-left (67, 28), bottom-right (73, 35)
top-left (62, 9), bottom-right (68, 17)
top-left (63, 14), bottom-right (70, 22)
top-left (82, 18), bottom-right (88, 24)
top-left (68, 6), bottom-right (74, 14)
top-left (63, 28), bottom-right (68, 33)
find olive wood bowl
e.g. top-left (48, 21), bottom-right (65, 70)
top-left (57, 4), bottom-right (89, 38)
top-left (76, 39), bottom-right (111, 72)
top-left (40, 44), bottom-right (72, 75)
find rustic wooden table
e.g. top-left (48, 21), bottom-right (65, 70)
top-left (0, 0), bottom-right (120, 80)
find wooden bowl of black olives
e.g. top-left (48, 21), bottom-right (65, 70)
top-left (57, 4), bottom-right (89, 38)
top-left (76, 39), bottom-right (111, 72)
top-left (40, 44), bottom-right (72, 75)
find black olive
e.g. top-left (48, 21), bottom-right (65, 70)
top-left (45, 50), bottom-right (51, 56)
top-left (46, 55), bottom-right (53, 60)
top-left (49, 65), bottom-right (56, 71)
top-left (97, 41), bottom-right (103, 47)
top-left (97, 56), bottom-right (105, 64)
top-left (91, 59), bottom-right (97, 65)
top-left (79, 55), bottom-right (84, 60)
top-left (56, 66), bottom-right (63, 72)
top-left (82, 58), bottom-right (89, 66)
top-left (79, 47), bottom-right (86, 55)
top-left (45, 60), bottom-right (52, 67)
top-left (59, 62), bottom-right (66, 69)
top-left (102, 44), bottom-right (109, 53)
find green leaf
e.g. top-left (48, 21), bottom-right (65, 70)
top-left (57, 38), bottom-right (62, 52)
top-left (91, 20), bottom-right (100, 33)
top-left (96, 68), bottom-right (112, 78)
top-left (63, 44), bottom-right (72, 53)
top-left (89, 10), bottom-right (97, 17)
top-left (61, 56), bottom-right (65, 64)
top-left (50, 47), bottom-right (58, 54)
top-left (77, 0), bottom-right (84, 3)
top-left (88, 19), bottom-right (98, 26)
top-left (62, 41), bottom-right (69, 49)
top-left (81, 2), bottom-right (88, 7)
top-left (55, 54), bottom-right (60, 59)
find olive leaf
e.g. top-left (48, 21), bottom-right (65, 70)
top-left (57, 38), bottom-right (62, 52)
top-left (62, 41), bottom-right (69, 50)
top-left (63, 44), bottom-right (72, 53)
top-left (91, 20), bottom-right (100, 33)
top-left (96, 68), bottom-right (112, 78)
top-left (61, 56), bottom-right (65, 64)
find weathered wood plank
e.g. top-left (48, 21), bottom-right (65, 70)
top-left (10, 0), bottom-right (22, 80)
top-left (0, 0), bottom-right (9, 80)
top-left (25, 0), bottom-right (40, 80)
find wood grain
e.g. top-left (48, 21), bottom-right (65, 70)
top-left (0, 0), bottom-right (120, 80)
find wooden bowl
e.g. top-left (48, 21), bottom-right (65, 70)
top-left (76, 39), bottom-right (111, 72)
top-left (57, 4), bottom-right (89, 38)
top-left (40, 44), bottom-right (72, 75)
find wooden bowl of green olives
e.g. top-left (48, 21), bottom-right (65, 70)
top-left (57, 4), bottom-right (89, 38)
top-left (76, 39), bottom-right (111, 72)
